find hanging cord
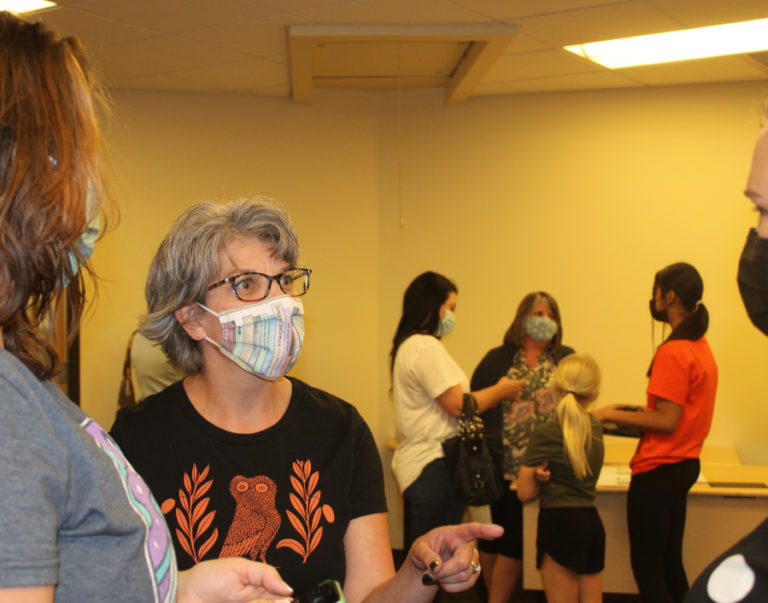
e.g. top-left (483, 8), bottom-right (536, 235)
top-left (396, 40), bottom-right (404, 229)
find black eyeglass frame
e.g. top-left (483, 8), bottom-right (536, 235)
top-left (207, 267), bottom-right (312, 302)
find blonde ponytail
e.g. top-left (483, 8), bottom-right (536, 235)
top-left (552, 354), bottom-right (601, 480)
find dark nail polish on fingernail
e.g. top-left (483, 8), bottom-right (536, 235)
top-left (422, 574), bottom-right (436, 585)
top-left (430, 561), bottom-right (440, 572)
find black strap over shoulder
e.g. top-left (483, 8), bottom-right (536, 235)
top-left (117, 330), bottom-right (137, 408)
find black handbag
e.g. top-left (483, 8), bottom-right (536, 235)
top-left (442, 393), bottom-right (504, 506)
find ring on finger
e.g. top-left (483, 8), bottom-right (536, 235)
top-left (471, 561), bottom-right (481, 574)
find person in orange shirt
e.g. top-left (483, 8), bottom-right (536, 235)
top-left (594, 262), bottom-right (718, 603)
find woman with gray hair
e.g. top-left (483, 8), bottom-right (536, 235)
top-left (110, 197), bottom-right (501, 603)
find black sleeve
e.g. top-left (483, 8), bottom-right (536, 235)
top-left (348, 409), bottom-right (388, 519)
top-left (685, 517), bottom-right (768, 602)
top-left (471, 346), bottom-right (515, 390)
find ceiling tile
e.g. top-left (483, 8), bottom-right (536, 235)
top-left (483, 48), bottom-right (601, 81)
top-left (170, 58), bottom-right (288, 91)
top-left (469, 80), bottom-right (526, 94)
top-left (296, 0), bottom-right (488, 25)
top-left (473, 71), bottom-right (641, 96)
top-left (645, 0), bottom-right (768, 28)
top-left (70, 0), bottom-right (280, 34)
top-left (505, 31), bottom-right (552, 53)
top-left (252, 0), bottom-right (369, 12)
top-left (96, 36), bottom-right (247, 80)
top-left (39, 6), bottom-right (158, 48)
top-left (109, 73), bottom-right (205, 93)
top-left (448, 0), bottom-right (626, 21)
top-left (517, 0), bottom-right (682, 46)
top-left (501, 70), bottom-right (642, 92)
top-left (242, 83), bottom-right (291, 97)
top-left (179, 14), bottom-right (307, 59)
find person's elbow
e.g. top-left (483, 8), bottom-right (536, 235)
top-left (656, 419), bottom-right (678, 435)
top-left (516, 483), bottom-right (537, 503)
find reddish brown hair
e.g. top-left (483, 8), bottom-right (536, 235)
top-left (0, 12), bottom-right (106, 379)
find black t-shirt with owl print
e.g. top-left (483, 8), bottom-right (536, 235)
top-left (110, 377), bottom-right (387, 595)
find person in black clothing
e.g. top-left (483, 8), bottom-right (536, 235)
top-left (471, 291), bottom-right (574, 603)
top-left (111, 198), bottom-right (501, 603)
top-left (684, 126), bottom-right (768, 603)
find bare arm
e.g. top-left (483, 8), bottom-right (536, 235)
top-left (435, 378), bottom-right (524, 417)
top-left (516, 465), bottom-right (540, 503)
top-left (342, 514), bottom-right (396, 603)
top-left (593, 399), bottom-right (683, 435)
top-left (0, 586), bottom-right (54, 603)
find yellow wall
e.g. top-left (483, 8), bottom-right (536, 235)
top-left (83, 81), bottom-right (768, 548)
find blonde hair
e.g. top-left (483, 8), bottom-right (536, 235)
top-left (552, 353), bottom-right (601, 480)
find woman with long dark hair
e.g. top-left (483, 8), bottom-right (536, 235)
top-left (594, 262), bottom-right (718, 603)
top-left (390, 272), bottom-right (521, 550)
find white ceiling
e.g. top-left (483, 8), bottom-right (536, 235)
top-left (34, 0), bottom-right (768, 101)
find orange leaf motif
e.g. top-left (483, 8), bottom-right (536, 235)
top-left (198, 528), bottom-right (219, 559)
top-left (172, 464), bottom-right (219, 564)
top-left (276, 538), bottom-right (306, 558)
top-left (309, 490), bottom-right (320, 514)
top-left (161, 498), bottom-right (176, 514)
top-left (308, 471), bottom-right (318, 494)
top-left (289, 493), bottom-right (305, 520)
top-left (322, 504), bottom-right (335, 523)
top-left (280, 459), bottom-right (332, 563)
top-left (286, 509), bottom-right (308, 541)
top-left (309, 526), bottom-right (323, 554)
top-left (289, 475), bottom-right (303, 496)
top-left (310, 508), bottom-right (321, 531)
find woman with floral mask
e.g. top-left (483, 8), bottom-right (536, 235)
top-left (389, 272), bottom-right (521, 554)
top-left (471, 291), bottom-right (574, 603)
top-left (110, 201), bottom-right (501, 603)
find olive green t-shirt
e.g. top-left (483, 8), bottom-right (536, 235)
top-left (521, 414), bottom-right (604, 508)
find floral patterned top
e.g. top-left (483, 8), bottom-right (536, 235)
top-left (501, 349), bottom-right (558, 480)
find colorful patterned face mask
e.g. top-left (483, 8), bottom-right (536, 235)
top-left (198, 295), bottom-right (304, 380)
top-left (524, 315), bottom-right (558, 343)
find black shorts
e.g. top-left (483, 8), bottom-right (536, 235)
top-left (536, 506), bottom-right (605, 575)
top-left (478, 481), bottom-right (523, 559)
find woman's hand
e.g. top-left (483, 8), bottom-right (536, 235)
top-left (592, 403), bottom-right (623, 423)
top-left (409, 523), bottom-right (504, 593)
top-left (534, 462), bottom-right (550, 483)
top-left (176, 557), bottom-right (294, 603)
top-left (496, 376), bottom-right (524, 400)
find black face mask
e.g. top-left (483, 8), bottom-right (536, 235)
top-left (738, 229), bottom-right (768, 336)
top-left (649, 298), bottom-right (668, 323)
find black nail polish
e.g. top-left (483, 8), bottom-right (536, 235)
top-left (429, 561), bottom-right (440, 572)
top-left (422, 574), bottom-right (436, 586)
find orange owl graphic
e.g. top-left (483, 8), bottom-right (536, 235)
top-left (220, 475), bottom-right (281, 563)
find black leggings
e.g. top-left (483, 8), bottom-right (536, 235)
top-left (627, 458), bottom-right (700, 603)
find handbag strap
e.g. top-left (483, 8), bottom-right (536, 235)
top-left (458, 393), bottom-right (484, 440)
top-left (117, 330), bottom-right (137, 408)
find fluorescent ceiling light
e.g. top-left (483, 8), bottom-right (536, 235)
top-left (565, 18), bottom-right (768, 69)
top-left (0, 0), bottom-right (56, 13)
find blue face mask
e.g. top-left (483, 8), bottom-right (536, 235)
top-left (524, 316), bottom-right (558, 343)
top-left (435, 309), bottom-right (455, 338)
top-left (63, 187), bottom-right (100, 286)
